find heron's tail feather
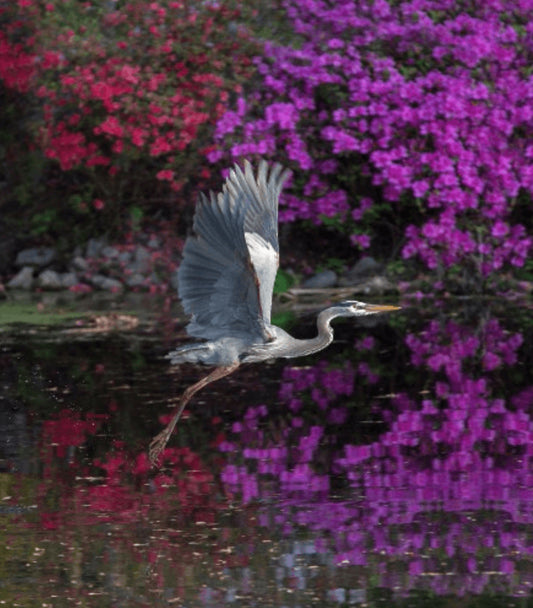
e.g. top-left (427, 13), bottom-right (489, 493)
top-left (166, 342), bottom-right (214, 365)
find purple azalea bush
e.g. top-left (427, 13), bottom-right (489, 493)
top-left (210, 0), bottom-right (533, 284)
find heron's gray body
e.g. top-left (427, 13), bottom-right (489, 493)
top-left (167, 324), bottom-right (321, 366)
top-left (168, 160), bottom-right (396, 367)
top-left (170, 160), bottom-right (297, 366)
top-left (168, 308), bottom-right (347, 366)
top-left (150, 160), bottom-right (399, 465)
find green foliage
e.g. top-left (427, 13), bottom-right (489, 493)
top-left (270, 309), bottom-right (296, 329)
top-left (30, 209), bottom-right (58, 236)
top-left (273, 267), bottom-right (296, 294)
top-left (320, 257), bottom-right (345, 274)
top-left (318, 213), bottom-right (346, 232)
top-left (0, 302), bottom-right (86, 326)
top-left (129, 205), bottom-right (144, 231)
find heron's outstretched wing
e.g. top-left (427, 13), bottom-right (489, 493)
top-left (227, 161), bottom-right (290, 330)
top-left (177, 160), bottom-right (291, 342)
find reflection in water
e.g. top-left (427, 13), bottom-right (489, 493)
top-left (0, 299), bottom-right (532, 605)
top-left (220, 314), bottom-right (533, 598)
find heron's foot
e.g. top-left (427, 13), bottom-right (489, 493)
top-left (149, 428), bottom-right (172, 468)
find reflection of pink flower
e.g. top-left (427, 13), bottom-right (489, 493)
top-left (355, 336), bottom-right (375, 350)
top-left (42, 410), bottom-right (106, 458)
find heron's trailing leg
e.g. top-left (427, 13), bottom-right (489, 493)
top-left (149, 361), bottom-right (240, 466)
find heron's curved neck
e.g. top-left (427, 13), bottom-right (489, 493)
top-left (285, 308), bottom-right (337, 358)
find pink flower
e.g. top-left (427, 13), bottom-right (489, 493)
top-left (156, 169), bottom-right (174, 181)
top-left (96, 116), bottom-right (124, 138)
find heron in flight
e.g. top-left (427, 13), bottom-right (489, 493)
top-left (149, 160), bottom-right (400, 464)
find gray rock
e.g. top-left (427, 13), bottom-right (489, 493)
top-left (85, 237), bottom-right (107, 258)
top-left (125, 273), bottom-right (146, 288)
top-left (340, 257), bottom-right (383, 286)
top-left (7, 266), bottom-right (34, 290)
top-left (147, 236), bottom-right (161, 249)
top-left (89, 274), bottom-right (123, 291)
top-left (301, 269), bottom-right (338, 289)
top-left (131, 245), bottom-right (152, 274)
top-left (37, 269), bottom-right (63, 289)
top-left (118, 251), bottom-right (132, 264)
top-left (15, 247), bottom-right (56, 268)
top-left (169, 272), bottom-right (179, 292)
top-left (350, 276), bottom-right (396, 296)
top-left (148, 272), bottom-right (162, 285)
top-left (101, 245), bottom-right (120, 259)
top-left (60, 272), bottom-right (78, 288)
top-left (71, 256), bottom-right (89, 271)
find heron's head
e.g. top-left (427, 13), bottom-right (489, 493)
top-left (331, 300), bottom-right (401, 318)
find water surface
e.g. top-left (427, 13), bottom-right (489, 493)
top-left (0, 294), bottom-right (532, 607)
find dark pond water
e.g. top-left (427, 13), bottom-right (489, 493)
top-left (0, 293), bottom-right (532, 607)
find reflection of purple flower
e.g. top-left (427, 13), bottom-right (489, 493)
top-left (328, 407), bottom-right (348, 425)
top-left (217, 308), bottom-right (531, 597)
top-left (355, 335), bottom-right (375, 351)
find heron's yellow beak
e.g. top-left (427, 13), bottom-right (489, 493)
top-left (364, 304), bottom-right (401, 312)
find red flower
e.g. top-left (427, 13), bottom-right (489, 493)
top-left (129, 127), bottom-right (147, 147)
top-left (97, 116), bottom-right (124, 138)
top-left (90, 81), bottom-right (113, 102)
top-left (119, 64), bottom-right (140, 84)
top-left (156, 169), bottom-right (174, 181)
top-left (149, 136), bottom-right (172, 156)
top-left (46, 128), bottom-right (88, 170)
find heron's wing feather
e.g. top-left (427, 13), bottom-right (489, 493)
top-left (178, 160), bottom-right (290, 342)
top-left (178, 189), bottom-right (258, 340)
top-left (224, 160), bottom-right (291, 330)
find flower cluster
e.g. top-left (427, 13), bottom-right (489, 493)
top-left (0, 31), bottom-right (35, 93)
top-left (0, 0), bottom-right (257, 238)
top-left (279, 361), bottom-right (354, 421)
top-left (38, 409), bottom-right (226, 529)
top-left (332, 314), bottom-right (531, 592)
top-left (211, 0), bottom-right (533, 280)
top-left (214, 308), bottom-right (533, 596)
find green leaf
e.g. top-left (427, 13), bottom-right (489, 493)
top-left (271, 310), bottom-right (296, 329)
top-left (273, 268), bottom-right (295, 294)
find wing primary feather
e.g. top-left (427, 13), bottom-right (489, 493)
top-left (177, 160), bottom-right (291, 342)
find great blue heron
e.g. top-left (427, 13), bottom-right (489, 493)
top-left (149, 160), bottom-right (400, 464)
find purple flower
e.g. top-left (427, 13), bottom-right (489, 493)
top-left (265, 102), bottom-right (299, 130)
top-left (208, 0), bottom-right (532, 279)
